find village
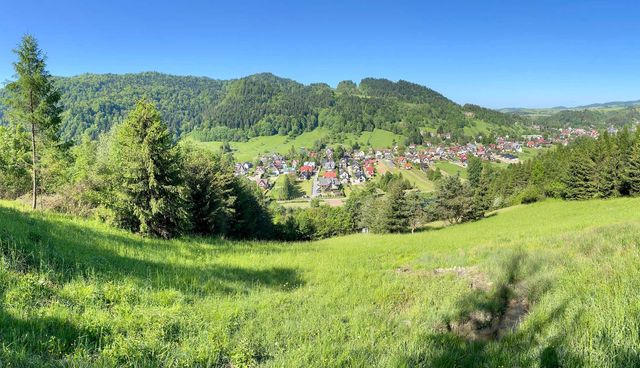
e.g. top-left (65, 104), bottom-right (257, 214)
top-left (233, 127), bottom-right (602, 198)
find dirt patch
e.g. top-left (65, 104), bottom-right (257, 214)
top-left (430, 265), bottom-right (530, 341)
top-left (399, 263), bottom-right (531, 341)
top-left (448, 296), bottom-right (530, 341)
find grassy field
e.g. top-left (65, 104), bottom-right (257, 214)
top-left (189, 128), bottom-right (405, 162)
top-left (2, 198), bottom-right (640, 367)
top-left (463, 120), bottom-right (491, 137)
top-left (377, 161), bottom-right (436, 192)
top-left (189, 128), bottom-right (331, 162)
top-left (435, 161), bottom-right (468, 179)
top-left (355, 129), bottom-right (405, 148)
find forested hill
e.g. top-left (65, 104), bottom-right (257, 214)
top-left (0, 72), bottom-right (525, 142)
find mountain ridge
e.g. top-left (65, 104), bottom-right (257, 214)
top-left (1, 71), bottom-right (523, 142)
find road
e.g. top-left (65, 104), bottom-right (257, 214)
top-left (311, 171), bottom-right (320, 198)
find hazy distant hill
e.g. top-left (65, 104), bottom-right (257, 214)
top-left (499, 99), bottom-right (640, 129)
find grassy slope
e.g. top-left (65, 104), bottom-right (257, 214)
top-left (2, 199), bottom-right (640, 366)
top-left (190, 128), bottom-right (405, 162)
top-left (377, 160), bottom-right (436, 192)
top-left (463, 119), bottom-right (491, 137)
top-left (435, 161), bottom-right (468, 179)
top-left (190, 128), bottom-right (330, 162)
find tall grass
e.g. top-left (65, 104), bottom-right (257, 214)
top-left (0, 198), bottom-right (639, 367)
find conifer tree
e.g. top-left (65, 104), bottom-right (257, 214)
top-left (406, 191), bottom-right (427, 233)
top-left (467, 155), bottom-right (483, 189)
top-left (563, 149), bottom-right (597, 200)
top-left (623, 133), bottom-right (640, 195)
top-left (380, 180), bottom-right (409, 233)
top-left (4, 35), bottom-right (61, 209)
top-left (110, 100), bottom-right (188, 238)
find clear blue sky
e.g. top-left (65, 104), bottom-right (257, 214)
top-left (1, 0), bottom-right (638, 108)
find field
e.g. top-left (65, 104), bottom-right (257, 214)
top-left (189, 128), bottom-right (405, 162)
top-left (463, 120), bottom-right (491, 137)
top-left (435, 161), bottom-right (468, 179)
top-left (2, 198), bottom-right (640, 367)
top-left (376, 160), bottom-right (436, 192)
top-left (188, 128), bottom-right (330, 162)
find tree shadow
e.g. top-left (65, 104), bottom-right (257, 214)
top-left (0, 302), bottom-right (99, 367)
top-left (397, 251), bottom-right (581, 367)
top-left (0, 205), bottom-right (305, 296)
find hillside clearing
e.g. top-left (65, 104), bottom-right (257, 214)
top-left (1, 199), bottom-right (640, 366)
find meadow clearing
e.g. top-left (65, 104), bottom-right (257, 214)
top-left (1, 198), bottom-right (640, 367)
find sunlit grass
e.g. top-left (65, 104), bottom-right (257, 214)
top-left (1, 198), bottom-right (640, 366)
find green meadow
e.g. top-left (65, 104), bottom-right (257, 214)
top-left (435, 161), bottom-right (468, 179)
top-left (189, 128), bottom-right (405, 162)
top-left (1, 198), bottom-right (640, 367)
top-left (377, 161), bottom-right (436, 193)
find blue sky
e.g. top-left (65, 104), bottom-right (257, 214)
top-left (0, 0), bottom-right (638, 108)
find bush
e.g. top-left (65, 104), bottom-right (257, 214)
top-left (518, 186), bottom-right (544, 204)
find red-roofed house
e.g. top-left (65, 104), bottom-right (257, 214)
top-left (323, 171), bottom-right (337, 179)
top-left (365, 165), bottom-right (375, 177)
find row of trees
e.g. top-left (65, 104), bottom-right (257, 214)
top-left (468, 128), bottom-right (640, 206)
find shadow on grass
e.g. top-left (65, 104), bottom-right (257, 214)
top-left (0, 206), bottom-right (305, 296)
top-left (396, 252), bottom-right (587, 367)
top-left (0, 299), bottom-right (99, 367)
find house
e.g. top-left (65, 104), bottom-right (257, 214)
top-left (256, 179), bottom-right (270, 190)
top-left (299, 165), bottom-right (314, 180)
top-left (339, 171), bottom-right (350, 184)
top-left (323, 161), bottom-right (336, 171)
top-left (323, 171), bottom-right (337, 179)
top-left (365, 164), bottom-right (375, 177)
top-left (403, 162), bottom-right (412, 170)
top-left (353, 171), bottom-right (367, 183)
top-left (318, 177), bottom-right (340, 192)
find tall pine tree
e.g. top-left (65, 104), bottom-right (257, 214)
top-left (4, 35), bottom-right (61, 209)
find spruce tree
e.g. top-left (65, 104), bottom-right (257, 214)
top-left (623, 133), bottom-right (640, 196)
top-left (110, 100), bottom-right (188, 238)
top-left (467, 156), bottom-right (483, 189)
top-left (280, 174), bottom-right (296, 200)
top-left (563, 149), bottom-right (597, 200)
top-left (380, 180), bottom-right (409, 233)
top-left (4, 35), bottom-right (61, 209)
top-left (406, 191), bottom-right (427, 233)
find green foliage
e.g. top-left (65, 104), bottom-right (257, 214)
top-left (563, 145), bottom-right (597, 200)
top-left (181, 144), bottom-right (236, 236)
top-left (2, 71), bottom-right (523, 144)
top-left (107, 100), bottom-right (189, 238)
top-left (228, 178), bottom-right (274, 239)
top-left (0, 125), bottom-right (31, 198)
top-left (3, 34), bottom-right (62, 209)
top-left (377, 181), bottom-right (409, 233)
top-left (622, 132), bottom-right (640, 196)
top-left (432, 175), bottom-right (476, 224)
top-left (467, 156), bottom-right (483, 189)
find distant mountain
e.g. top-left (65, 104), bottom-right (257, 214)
top-left (498, 99), bottom-right (640, 129)
top-left (500, 99), bottom-right (640, 115)
top-left (1, 72), bottom-right (523, 142)
top-left (575, 100), bottom-right (640, 109)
